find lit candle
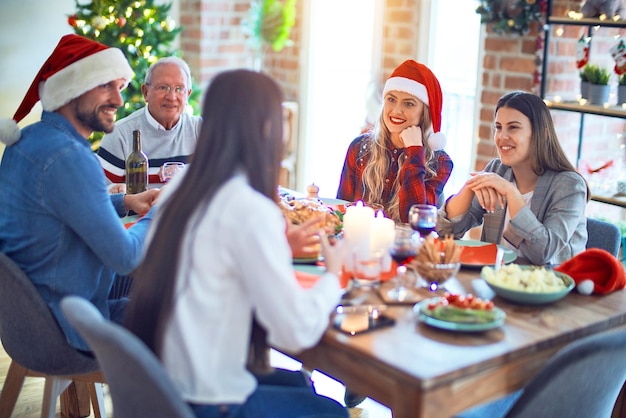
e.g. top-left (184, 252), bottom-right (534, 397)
top-left (370, 210), bottom-right (395, 253)
top-left (342, 201), bottom-right (374, 268)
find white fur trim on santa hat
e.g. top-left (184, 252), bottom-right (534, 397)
top-left (0, 118), bottom-right (21, 146)
top-left (427, 131), bottom-right (446, 151)
top-left (40, 48), bottom-right (133, 112)
top-left (383, 77), bottom-right (429, 106)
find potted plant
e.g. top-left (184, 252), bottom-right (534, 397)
top-left (585, 64), bottom-right (611, 105)
top-left (580, 67), bottom-right (590, 99)
top-left (618, 74), bottom-right (626, 105)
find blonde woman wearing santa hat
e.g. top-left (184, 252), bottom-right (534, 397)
top-left (0, 34), bottom-right (159, 351)
top-left (337, 59), bottom-right (453, 223)
top-left (437, 91), bottom-right (589, 266)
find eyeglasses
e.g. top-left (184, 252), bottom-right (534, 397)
top-left (148, 84), bottom-right (187, 96)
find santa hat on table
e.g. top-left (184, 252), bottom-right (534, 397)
top-left (382, 59), bottom-right (446, 151)
top-left (0, 34), bottom-right (134, 146)
top-left (554, 248), bottom-right (626, 295)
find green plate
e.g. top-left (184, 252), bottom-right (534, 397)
top-left (454, 240), bottom-right (517, 268)
top-left (482, 267), bottom-right (575, 305)
top-left (414, 297), bottom-right (506, 332)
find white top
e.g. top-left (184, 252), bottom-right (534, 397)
top-left (154, 171), bottom-right (343, 404)
top-left (500, 190), bottom-right (534, 253)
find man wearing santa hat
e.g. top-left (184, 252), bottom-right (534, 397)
top-left (0, 34), bottom-right (159, 351)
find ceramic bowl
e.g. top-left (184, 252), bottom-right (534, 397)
top-left (481, 267), bottom-right (575, 305)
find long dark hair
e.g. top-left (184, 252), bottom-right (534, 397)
top-left (495, 91), bottom-right (590, 200)
top-left (124, 69), bottom-right (284, 358)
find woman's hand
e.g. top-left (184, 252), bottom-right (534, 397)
top-left (123, 189), bottom-right (160, 214)
top-left (286, 216), bottom-right (323, 258)
top-left (399, 125), bottom-right (423, 147)
top-left (320, 231), bottom-right (346, 278)
top-left (465, 172), bottom-right (513, 212)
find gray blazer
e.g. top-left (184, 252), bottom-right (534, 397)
top-left (437, 159), bottom-right (588, 266)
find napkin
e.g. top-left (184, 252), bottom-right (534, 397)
top-left (459, 243), bottom-right (498, 265)
top-left (294, 270), bottom-right (321, 289)
top-left (554, 248), bottom-right (626, 295)
top-left (294, 266), bottom-right (351, 289)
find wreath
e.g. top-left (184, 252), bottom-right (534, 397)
top-left (476, 0), bottom-right (547, 35)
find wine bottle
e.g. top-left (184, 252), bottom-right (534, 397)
top-left (125, 130), bottom-right (148, 194)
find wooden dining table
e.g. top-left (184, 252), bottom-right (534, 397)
top-left (286, 267), bottom-right (626, 418)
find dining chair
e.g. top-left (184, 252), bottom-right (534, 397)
top-left (586, 217), bottom-right (621, 258)
top-left (0, 252), bottom-right (105, 418)
top-left (454, 327), bottom-right (626, 418)
top-left (60, 295), bottom-right (196, 418)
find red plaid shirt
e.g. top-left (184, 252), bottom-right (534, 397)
top-left (337, 135), bottom-right (453, 223)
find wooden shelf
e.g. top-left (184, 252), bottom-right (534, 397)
top-left (544, 101), bottom-right (626, 119)
top-left (590, 194), bottom-right (626, 208)
top-left (547, 16), bottom-right (626, 28)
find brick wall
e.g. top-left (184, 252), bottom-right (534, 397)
top-left (381, 0), bottom-right (420, 78)
top-left (475, 23), bottom-right (541, 169)
top-left (175, 0), bottom-right (625, 178)
top-left (178, 0), bottom-right (302, 100)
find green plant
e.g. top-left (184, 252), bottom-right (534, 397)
top-left (619, 74), bottom-right (626, 86)
top-left (475, 0), bottom-right (547, 35)
top-left (584, 65), bottom-right (611, 85)
top-left (580, 69), bottom-right (588, 82)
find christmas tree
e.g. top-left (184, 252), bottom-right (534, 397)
top-left (68, 0), bottom-right (200, 148)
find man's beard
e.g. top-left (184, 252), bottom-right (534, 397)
top-left (75, 103), bottom-right (116, 134)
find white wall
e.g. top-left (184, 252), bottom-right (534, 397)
top-left (0, 0), bottom-right (75, 156)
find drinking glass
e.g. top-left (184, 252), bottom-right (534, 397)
top-left (386, 225), bottom-right (419, 301)
top-left (351, 251), bottom-right (383, 289)
top-left (408, 204), bottom-right (438, 239)
top-left (161, 162), bottom-right (186, 183)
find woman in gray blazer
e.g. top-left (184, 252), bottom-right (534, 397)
top-left (437, 91), bottom-right (589, 266)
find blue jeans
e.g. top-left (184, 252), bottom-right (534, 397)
top-left (189, 369), bottom-right (347, 418)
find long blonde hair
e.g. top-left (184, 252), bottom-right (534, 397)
top-left (361, 104), bottom-right (438, 221)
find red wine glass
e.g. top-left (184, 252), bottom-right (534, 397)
top-left (409, 204), bottom-right (438, 239)
top-left (386, 225), bottom-right (419, 301)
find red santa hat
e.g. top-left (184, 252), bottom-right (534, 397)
top-left (554, 248), bottom-right (626, 295)
top-left (383, 60), bottom-right (446, 151)
top-left (0, 34), bottom-right (134, 146)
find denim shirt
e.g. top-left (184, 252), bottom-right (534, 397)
top-left (0, 111), bottom-right (154, 351)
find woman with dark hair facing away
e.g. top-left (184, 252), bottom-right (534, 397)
top-left (124, 69), bottom-right (348, 418)
top-left (437, 91), bottom-right (589, 266)
top-left (336, 59), bottom-right (453, 222)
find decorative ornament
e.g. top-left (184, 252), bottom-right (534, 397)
top-left (576, 35), bottom-right (591, 69)
top-left (610, 37), bottom-right (626, 75)
top-left (475, 0), bottom-right (547, 35)
top-left (92, 16), bottom-right (106, 30)
top-left (116, 16), bottom-right (127, 28)
top-left (241, 0), bottom-right (297, 70)
top-left (67, 14), bottom-right (78, 28)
